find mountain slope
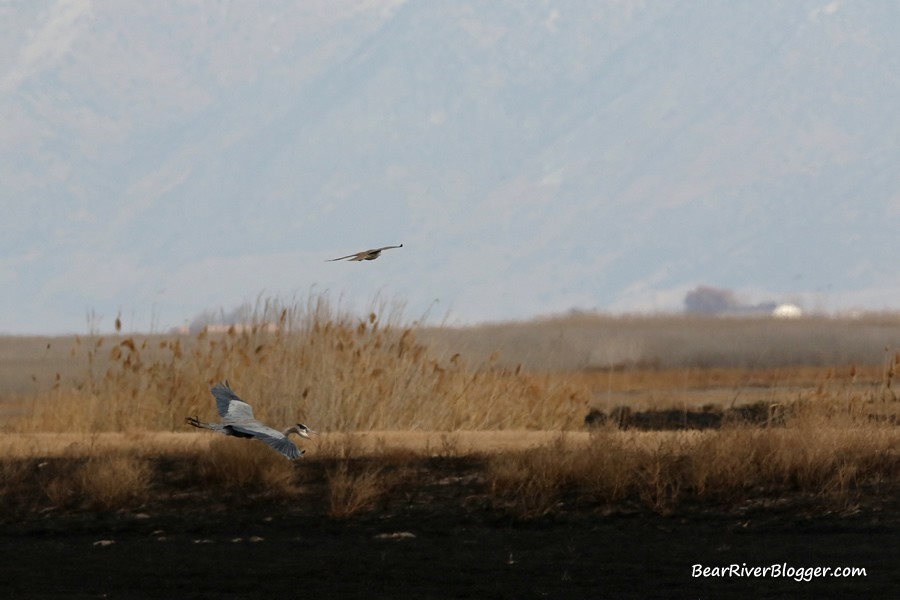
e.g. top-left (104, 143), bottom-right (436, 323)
top-left (2, 0), bottom-right (899, 333)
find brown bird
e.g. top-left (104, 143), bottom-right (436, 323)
top-left (327, 244), bottom-right (403, 262)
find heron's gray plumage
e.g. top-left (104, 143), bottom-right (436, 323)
top-left (186, 381), bottom-right (318, 460)
top-left (230, 423), bottom-right (304, 459)
top-left (211, 380), bottom-right (256, 423)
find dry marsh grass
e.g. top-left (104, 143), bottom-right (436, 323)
top-left (5, 296), bottom-right (587, 434)
top-left (0, 432), bottom-right (207, 459)
top-left (487, 426), bottom-right (900, 517)
top-left (421, 312), bottom-right (900, 371)
top-left (192, 437), bottom-right (297, 496)
top-left (77, 451), bottom-right (151, 510)
top-left (0, 335), bottom-right (89, 395)
top-left (317, 434), bottom-right (420, 518)
top-left (2, 295), bottom-right (900, 519)
top-left (0, 449), bottom-right (151, 514)
top-left (0, 431), bottom-right (581, 460)
top-left (6, 302), bottom-right (900, 438)
top-left (326, 460), bottom-right (392, 518)
top-left (0, 427), bottom-right (898, 519)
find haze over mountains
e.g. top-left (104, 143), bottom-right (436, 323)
top-left (3, 0), bottom-right (900, 334)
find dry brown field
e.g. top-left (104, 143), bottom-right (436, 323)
top-left (0, 298), bottom-right (898, 519)
top-left (3, 299), bottom-right (900, 597)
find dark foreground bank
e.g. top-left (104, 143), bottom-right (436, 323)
top-left (3, 505), bottom-right (899, 599)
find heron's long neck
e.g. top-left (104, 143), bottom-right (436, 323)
top-left (283, 425), bottom-right (300, 436)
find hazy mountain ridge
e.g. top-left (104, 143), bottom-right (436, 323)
top-left (3, 0), bottom-right (900, 333)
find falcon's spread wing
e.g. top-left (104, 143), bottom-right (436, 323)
top-left (326, 252), bottom-right (364, 262)
top-left (327, 244), bottom-right (402, 262)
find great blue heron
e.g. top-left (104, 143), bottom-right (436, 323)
top-left (186, 381), bottom-right (318, 460)
top-left (327, 244), bottom-right (403, 262)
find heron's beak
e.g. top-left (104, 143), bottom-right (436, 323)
top-left (296, 428), bottom-right (318, 440)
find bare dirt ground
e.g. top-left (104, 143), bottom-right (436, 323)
top-left (3, 454), bottom-right (899, 599)
top-left (5, 508), bottom-right (899, 599)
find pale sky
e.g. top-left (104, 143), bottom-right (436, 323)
top-left (3, 1), bottom-right (900, 335)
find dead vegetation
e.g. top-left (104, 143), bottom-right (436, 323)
top-left (5, 296), bottom-right (586, 433)
top-left (6, 435), bottom-right (897, 523)
top-left (2, 426), bottom-right (896, 520)
top-left (1, 295), bottom-right (900, 519)
top-left (420, 312), bottom-right (900, 371)
top-left (0, 449), bottom-right (151, 515)
top-left (191, 437), bottom-right (297, 497)
top-left (76, 451), bottom-right (151, 510)
top-left (326, 460), bottom-right (392, 518)
top-left (487, 425), bottom-right (900, 518)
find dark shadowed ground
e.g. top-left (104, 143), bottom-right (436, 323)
top-left (3, 464), bottom-right (899, 600)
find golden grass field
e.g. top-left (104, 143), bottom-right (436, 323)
top-left (2, 296), bottom-right (900, 518)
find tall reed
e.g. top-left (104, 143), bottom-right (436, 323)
top-left (10, 294), bottom-right (588, 433)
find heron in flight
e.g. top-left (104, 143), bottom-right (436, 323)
top-left (186, 381), bottom-right (318, 460)
top-left (327, 244), bottom-right (403, 262)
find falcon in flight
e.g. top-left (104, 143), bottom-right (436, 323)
top-left (327, 244), bottom-right (403, 262)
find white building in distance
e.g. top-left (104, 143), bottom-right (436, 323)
top-left (772, 304), bottom-right (803, 318)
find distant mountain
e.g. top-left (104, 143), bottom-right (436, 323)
top-left (3, 0), bottom-right (900, 334)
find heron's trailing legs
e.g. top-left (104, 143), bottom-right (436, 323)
top-left (186, 381), bottom-right (317, 459)
top-left (186, 416), bottom-right (213, 430)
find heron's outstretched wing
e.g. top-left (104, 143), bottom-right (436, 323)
top-left (210, 381), bottom-right (255, 423)
top-left (230, 423), bottom-right (303, 459)
top-left (374, 244), bottom-right (403, 252)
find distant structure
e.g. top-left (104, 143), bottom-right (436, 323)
top-left (171, 323), bottom-right (278, 335)
top-left (684, 285), bottom-right (794, 317)
top-left (772, 303), bottom-right (802, 318)
top-left (684, 285), bottom-right (736, 314)
top-left (170, 306), bottom-right (281, 335)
